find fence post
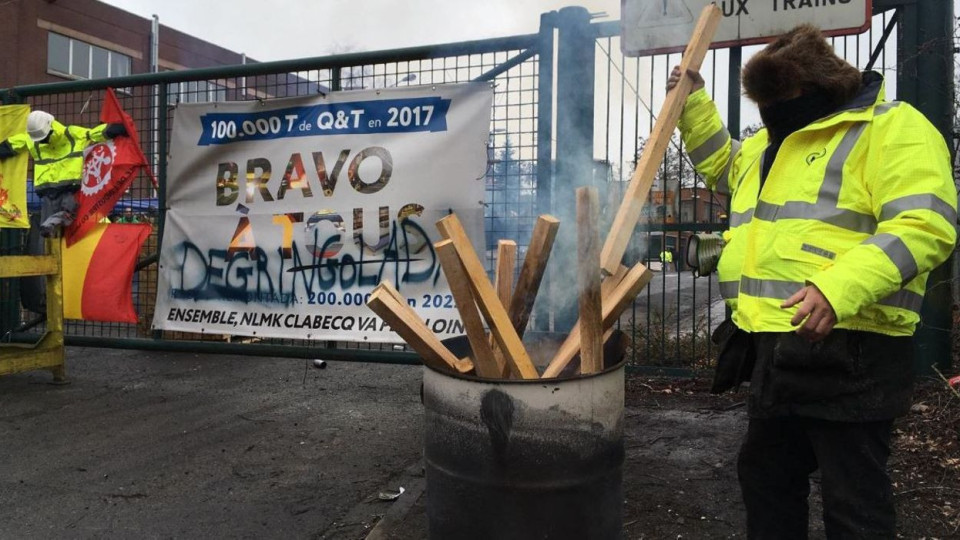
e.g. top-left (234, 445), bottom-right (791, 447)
top-left (897, 1), bottom-right (955, 375)
top-left (534, 11), bottom-right (557, 331)
top-left (152, 82), bottom-right (168, 339)
top-left (725, 47), bottom-right (741, 323)
top-left (727, 47), bottom-right (741, 139)
top-left (551, 6), bottom-right (595, 332)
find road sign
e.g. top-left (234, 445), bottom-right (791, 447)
top-left (621, 0), bottom-right (871, 56)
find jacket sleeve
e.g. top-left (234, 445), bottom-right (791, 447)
top-left (677, 88), bottom-right (740, 195)
top-left (808, 104), bottom-right (958, 322)
top-left (70, 124), bottom-right (109, 144)
top-left (4, 133), bottom-right (33, 155)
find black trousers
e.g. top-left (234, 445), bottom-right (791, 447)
top-left (738, 416), bottom-right (895, 539)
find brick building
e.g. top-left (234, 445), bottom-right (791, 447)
top-left (0, 0), bottom-right (257, 96)
top-left (0, 0), bottom-right (321, 205)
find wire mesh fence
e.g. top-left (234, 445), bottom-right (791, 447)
top-left (2, 35), bottom-right (544, 360)
top-left (1, 9), bottom-right (917, 371)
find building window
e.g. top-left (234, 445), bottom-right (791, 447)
top-left (680, 201), bottom-right (694, 223)
top-left (167, 80), bottom-right (227, 105)
top-left (47, 32), bottom-right (131, 80)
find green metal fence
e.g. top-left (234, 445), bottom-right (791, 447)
top-left (0, 34), bottom-right (544, 364)
top-left (1, 4), bottom-right (953, 373)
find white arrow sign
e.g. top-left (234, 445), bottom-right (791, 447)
top-left (621, 0), bottom-right (871, 56)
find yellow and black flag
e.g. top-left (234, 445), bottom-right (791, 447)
top-left (0, 104), bottom-right (29, 229)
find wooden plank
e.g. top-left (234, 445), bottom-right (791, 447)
top-left (437, 214), bottom-right (539, 379)
top-left (599, 4), bottom-right (722, 275)
top-left (542, 262), bottom-right (654, 378)
top-left (507, 215), bottom-right (560, 334)
top-left (577, 187), bottom-right (603, 374)
top-left (494, 240), bottom-right (517, 308)
top-left (0, 255), bottom-right (58, 278)
top-left (490, 216), bottom-right (560, 378)
top-left (435, 240), bottom-right (502, 378)
top-left (367, 286), bottom-right (473, 375)
top-left (377, 282), bottom-right (476, 375)
top-left (535, 264), bottom-right (626, 379)
top-left (379, 279), bottom-right (409, 306)
top-left (373, 282), bottom-right (474, 373)
top-left (602, 264), bottom-right (629, 298)
top-left (490, 240), bottom-right (518, 377)
top-left (493, 241), bottom-right (517, 367)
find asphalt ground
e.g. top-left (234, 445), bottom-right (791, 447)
top-left (0, 346), bottom-right (751, 539)
top-left (0, 347), bottom-right (425, 539)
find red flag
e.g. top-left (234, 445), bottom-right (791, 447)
top-left (62, 223), bottom-right (151, 323)
top-left (65, 88), bottom-right (155, 246)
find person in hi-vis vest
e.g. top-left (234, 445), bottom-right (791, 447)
top-left (0, 110), bottom-right (126, 237)
top-left (659, 248), bottom-right (674, 271)
top-left (669, 24), bottom-right (956, 538)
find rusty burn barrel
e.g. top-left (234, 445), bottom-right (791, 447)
top-left (422, 333), bottom-right (626, 540)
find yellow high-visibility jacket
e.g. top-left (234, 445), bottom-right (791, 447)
top-left (678, 74), bottom-right (957, 336)
top-left (8, 120), bottom-right (108, 193)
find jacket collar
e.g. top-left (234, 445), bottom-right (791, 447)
top-left (748, 72), bottom-right (887, 151)
top-left (835, 71), bottom-right (885, 113)
top-left (764, 71), bottom-right (887, 138)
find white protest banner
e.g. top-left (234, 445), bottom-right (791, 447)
top-left (152, 83), bottom-right (492, 342)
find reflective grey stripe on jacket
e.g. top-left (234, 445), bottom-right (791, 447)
top-left (863, 234), bottom-right (918, 286)
top-left (880, 193), bottom-right (957, 225)
top-left (715, 140), bottom-right (741, 196)
top-left (688, 127), bottom-right (728, 166)
top-left (718, 281), bottom-right (739, 299)
top-left (730, 208), bottom-right (753, 228)
top-left (753, 122), bottom-right (875, 233)
top-left (35, 151), bottom-right (84, 165)
top-left (732, 276), bottom-right (922, 315)
top-left (688, 126), bottom-right (739, 195)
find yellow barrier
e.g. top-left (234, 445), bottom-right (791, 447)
top-left (0, 238), bottom-right (66, 382)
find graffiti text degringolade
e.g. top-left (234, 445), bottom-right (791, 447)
top-left (171, 218), bottom-right (440, 307)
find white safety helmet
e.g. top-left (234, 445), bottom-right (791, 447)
top-left (26, 110), bottom-right (55, 142)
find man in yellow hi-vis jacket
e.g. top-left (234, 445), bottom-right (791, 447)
top-left (669, 25), bottom-right (957, 538)
top-left (0, 110), bottom-right (126, 236)
top-left (659, 248), bottom-right (674, 271)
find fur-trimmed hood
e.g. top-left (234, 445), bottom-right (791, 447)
top-left (741, 24), bottom-right (862, 108)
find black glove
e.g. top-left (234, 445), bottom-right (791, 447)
top-left (0, 140), bottom-right (14, 160)
top-left (104, 123), bottom-right (128, 139)
top-left (710, 319), bottom-right (754, 394)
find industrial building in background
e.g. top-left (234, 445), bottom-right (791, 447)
top-left (0, 0), bottom-right (259, 97)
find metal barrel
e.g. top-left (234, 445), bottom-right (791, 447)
top-left (422, 333), bottom-right (626, 539)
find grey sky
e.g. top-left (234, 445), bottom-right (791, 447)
top-left (99, 0), bottom-right (623, 61)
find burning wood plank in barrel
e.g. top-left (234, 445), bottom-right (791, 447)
top-left (577, 187), bottom-right (603, 374)
top-left (435, 239), bottom-right (502, 378)
top-left (367, 283), bottom-right (473, 375)
top-left (437, 214), bottom-right (539, 380)
top-left (542, 262), bottom-right (654, 378)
